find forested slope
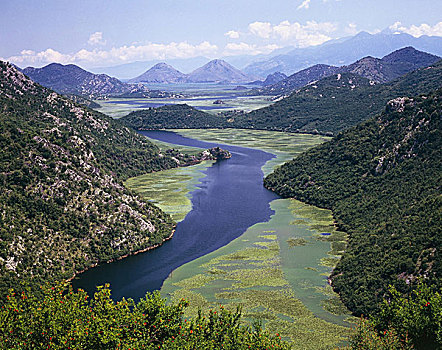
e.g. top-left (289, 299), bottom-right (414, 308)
top-left (264, 91), bottom-right (442, 315)
top-left (236, 60), bottom-right (442, 135)
top-left (0, 62), bottom-right (212, 297)
top-left (121, 104), bottom-right (227, 130)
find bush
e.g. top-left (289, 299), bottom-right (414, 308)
top-left (0, 283), bottom-right (290, 349)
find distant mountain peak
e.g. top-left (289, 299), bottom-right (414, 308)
top-left (186, 59), bottom-right (251, 83)
top-left (129, 62), bottom-right (187, 83)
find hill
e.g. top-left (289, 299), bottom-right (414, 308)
top-left (244, 31), bottom-right (442, 78)
top-left (341, 47), bottom-right (440, 83)
top-left (264, 90), bottom-right (442, 316)
top-left (0, 61), bottom-right (227, 296)
top-left (257, 47), bottom-right (440, 95)
top-left (262, 71), bottom-right (288, 86)
top-left (256, 64), bottom-right (339, 95)
top-left (234, 59), bottom-right (442, 135)
top-left (22, 63), bottom-right (171, 99)
top-left (186, 59), bottom-right (251, 83)
top-left (121, 104), bottom-right (228, 129)
top-left (129, 62), bottom-right (187, 83)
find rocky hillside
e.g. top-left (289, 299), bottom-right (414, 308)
top-left (0, 61), bottom-right (226, 296)
top-left (129, 63), bottom-right (187, 84)
top-left (186, 59), bottom-right (251, 83)
top-left (234, 59), bottom-right (442, 135)
top-left (22, 63), bottom-right (172, 99)
top-left (257, 47), bottom-right (440, 95)
top-left (264, 91), bottom-right (442, 316)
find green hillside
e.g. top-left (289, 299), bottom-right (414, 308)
top-left (121, 104), bottom-right (227, 130)
top-left (0, 62), bottom-right (221, 296)
top-left (264, 90), bottom-right (442, 316)
top-left (236, 60), bottom-right (442, 135)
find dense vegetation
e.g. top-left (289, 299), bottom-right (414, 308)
top-left (0, 61), bottom-right (227, 298)
top-left (347, 282), bottom-right (442, 349)
top-left (0, 283), bottom-right (289, 349)
top-left (121, 104), bottom-right (228, 130)
top-left (1, 281), bottom-right (439, 349)
top-left (236, 59), bottom-right (442, 135)
top-left (264, 91), bottom-right (442, 316)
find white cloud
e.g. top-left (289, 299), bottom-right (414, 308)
top-left (389, 21), bottom-right (442, 37)
top-left (248, 22), bottom-right (273, 39)
top-left (225, 30), bottom-right (240, 39)
top-left (6, 41), bottom-right (219, 68)
top-left (245, 20), bottom-right (336, 47)
top-left (88, 32), bottom-right (106, 46)
top-left (297, 0), bottom-right (311, 10)
top-left (223, 42), bottom-right (280, 56)
top-left (344, 23), bottom-right (358, 35)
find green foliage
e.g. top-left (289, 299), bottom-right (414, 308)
top-left (0, 283), bottom-right (290, 349)
top-left (346, 318), bottom-right (413, 350)
top-left (121, 104), bottom-right (229, 130)
top-left (372, 283), bottom-right (442, 349)
top-left (345, 283), bottom-right (442, 350)
top-left (264, 91), bottom-right (442, 316)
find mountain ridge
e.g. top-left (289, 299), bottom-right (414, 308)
top-left (256, 47), bottom-right (440, 95)
top-left (22, 63), bottom-right (172, 99)
top-left (244, 32), bottom-right (442, 78)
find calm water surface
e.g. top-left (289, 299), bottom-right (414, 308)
top-left (73, 131), bottom-right (279, 300)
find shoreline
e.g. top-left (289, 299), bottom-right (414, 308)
top-left (67, 228), bottom-right (176, 282)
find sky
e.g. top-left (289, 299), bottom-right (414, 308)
top-left (1, 0), bottom-right (441, 69)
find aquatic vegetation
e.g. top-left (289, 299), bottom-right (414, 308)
top-left (161, 198), bottom-right (353, 348)
top-left (175, 128), bottom-right (329, 175)
top-left (124, 129), bottom-right (353, 348)
top-left (287, 237), bottom-right (309, 247)
top-left (125, 161), bottom-right (214, 221)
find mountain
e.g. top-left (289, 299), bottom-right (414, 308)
top-left (257, 47), bottom-right (440, 95)
top-left (256, 64), bottom-right (339, 95)
top-left (91, 56), bottom-right (211, 80)
top-left (129, 63), bottom-right (187, 84)
top-left (22, 63), bottom-right (171, 99)
top-left (186, 59), bottom-right (252, 83)
top-left (234, 58), bottom-right (442, 134)
top-left (341, 47), bottom-right (441, 83)
top-left (262, 72), bottom-right (288, 86)
top-left (0, 61), bottom-right (227, 296)
top-left (244, 31), bottom-right (442, 78)
top-left (121, 104), bottom-right (227, 129)
top-left (264, 90), bottom-right (442, 316)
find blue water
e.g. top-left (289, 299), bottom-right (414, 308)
top-left (73, 131), bottom-right (279, 300)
